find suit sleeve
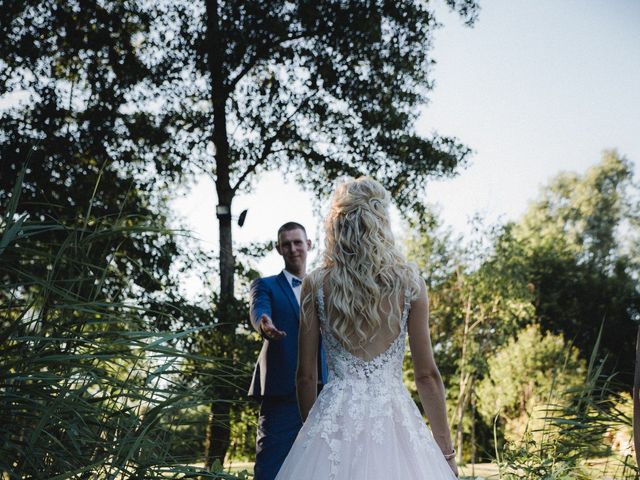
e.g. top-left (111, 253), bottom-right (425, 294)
top-left (250, 277), bottom-right (272, 333)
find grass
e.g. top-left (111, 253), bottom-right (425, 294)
top-left (0, 168), bottom-right (245, 479)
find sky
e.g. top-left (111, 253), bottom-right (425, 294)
top-left (171, 0), bottom-right (640, 284)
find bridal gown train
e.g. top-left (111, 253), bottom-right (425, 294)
top-left (274, 287), bottom-right (457, 480)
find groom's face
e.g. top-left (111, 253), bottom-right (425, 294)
top-left (276, 228), bottom-right (311, 275)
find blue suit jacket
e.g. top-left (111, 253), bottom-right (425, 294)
top-left (248, 272), bottom-right (328, 398)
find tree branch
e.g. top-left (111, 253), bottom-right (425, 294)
top-left (231, 92), bottom-right (317, 193)
top-left (226, 30), bottom-right (320, 93)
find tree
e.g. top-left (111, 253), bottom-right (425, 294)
top-left (514, 151), bottom-right (640, 383)
top-left (198, 2), bottom-right (481, 462)
top-left (405, 152), bottom-right (640, 463)
top-left (496, 328), bottom-right (636, 479)
top-left (406, 216), bottom-right (535, 462)
top-left (1, 0), bottom-right (481, 464)
top-left (0, 1), bottom-right (179, 304)
top-left (476, 323), bottom-right (585, 442)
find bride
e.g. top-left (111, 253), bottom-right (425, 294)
top-left (275, 177), bottom-right (458, 479)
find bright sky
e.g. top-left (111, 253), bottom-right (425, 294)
top-left (172, 0), bottom-right (640, 283)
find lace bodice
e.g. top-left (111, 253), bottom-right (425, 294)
top-left (316, 286), bottom-right (411, 387)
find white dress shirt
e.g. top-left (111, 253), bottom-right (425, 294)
top-left (282, 270), bottom-right (302, 305)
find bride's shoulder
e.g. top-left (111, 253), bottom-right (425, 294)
top-left (401, 262), bottom-right (424, 302)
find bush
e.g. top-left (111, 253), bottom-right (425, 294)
top-left (476, 323), bottom-right (585, 442)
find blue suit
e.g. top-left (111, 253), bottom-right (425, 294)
top-left (248, 272), bottom-right (327, 480)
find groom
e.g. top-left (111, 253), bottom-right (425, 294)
top-left (248, 222), bottom-right (327, 480)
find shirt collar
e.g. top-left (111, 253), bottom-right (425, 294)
top-left (282, 269), bottom-right (303, 285)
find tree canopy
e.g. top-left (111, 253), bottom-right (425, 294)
top-left (1, 0), bottom-right (482, 464)
top-left (514, 151), bottom-right (640, 379)
top-left (405, 150), bottom-right (640, 463)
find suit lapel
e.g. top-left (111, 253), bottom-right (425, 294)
top-left (277, 271), bottom-right (300, 319)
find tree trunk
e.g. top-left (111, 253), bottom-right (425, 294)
top-left (203, 0), bottom-right (236, 469)
top-left (470, 394), bottom-right (476, 477)
top-left (455, 373), bottom-right (474, 464)
top-left (454, 293), bottom-right (473, 464)
top-left (204, 401), bottom-right (232, 469)
top-left (634, 325), bottom-right (640, 468)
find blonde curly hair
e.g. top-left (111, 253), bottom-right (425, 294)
top-left (307, 177), bottom-right (421, 351)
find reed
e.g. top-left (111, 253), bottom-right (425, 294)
top-left (497, 325), bottom-right (636, 479)
top-left (0, 168), bottom-right (245, 479)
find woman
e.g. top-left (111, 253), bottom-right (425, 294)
top-left (275, 177), bottom-right (458, 479)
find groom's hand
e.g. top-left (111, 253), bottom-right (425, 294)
top-left (259, 314), bottom-right (286, 340)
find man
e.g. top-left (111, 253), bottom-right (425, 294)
top-left (248, 222), bottom-right (327, 480)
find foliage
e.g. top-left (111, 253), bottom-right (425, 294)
top-left (517, 150), bottom-right (636, 267)
top-left (0, 1), bottom-right (184, 182)
top-left (0, 0), bottom-right (480, 202)
top-left (404, 151), bottom-right (640, 464)
top-left (513, 150), bottom-right (640, 380)
top-left (227, 402), bottom-right (260, 462)
top-left (407, 220), bottom-right (530, 376)
top-left (161, 244), bottom-right (264, 464)
top-left (166, 0), bottom-right (479, 205)
top-left (0, 171), bottom-right (246, 478)
top-left (497, 328), bottom-right (637, 479)
top-left (405, 216), bottom-right (535, 461)
top-left (476, 324), bottom-right (586, 442)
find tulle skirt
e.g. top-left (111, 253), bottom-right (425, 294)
top-left (274, 380), bottom-right (457, 480)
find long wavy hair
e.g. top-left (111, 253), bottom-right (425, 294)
top-left (309, 177), bottom-right (421, 351)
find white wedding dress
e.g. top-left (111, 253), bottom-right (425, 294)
top-left (275, 287), bottom-right (457, 480)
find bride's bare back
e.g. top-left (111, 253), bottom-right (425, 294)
top-left (322, 278), bottom-right (406, 362)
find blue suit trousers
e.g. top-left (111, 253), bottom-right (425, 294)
top-left (254, 395), bottom-right (302, 480)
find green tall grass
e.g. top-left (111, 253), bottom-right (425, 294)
top-left (0, 169), bottom-right (246, 479)
top-left (497, 325), bottom-right (637, 479)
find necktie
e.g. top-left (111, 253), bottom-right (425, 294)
top-left (291, 277), bottom-right (302, 288)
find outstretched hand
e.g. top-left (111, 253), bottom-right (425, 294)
top-left (259, 314), bottom-right (286, 340)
